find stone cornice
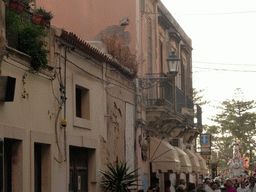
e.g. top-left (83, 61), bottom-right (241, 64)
top-left (157, 2), bottom-right (193, 50)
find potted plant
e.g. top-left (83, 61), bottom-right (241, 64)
top-left (32, 13), bottom-right (44, 25)
top-left (33, 7), bottom-right (53, 26)
top-left (7, 0), bottom-right (25, 14)
top-left (100, 161), bottom-right (139, 192)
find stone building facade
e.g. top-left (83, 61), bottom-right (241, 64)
top-left (0, 3), bottom-right (136, 191)
top-left (0, 0), bottom-right (208, 191)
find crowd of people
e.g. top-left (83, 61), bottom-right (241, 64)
top-left (138, 175), bottom-right (256, 192)
top-left (196, 176), bottom-right (256, 192)
top-left (198, 176), bottom-right (256, 192)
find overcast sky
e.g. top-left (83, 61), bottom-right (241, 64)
top-left (161, 0), bottom-right (256, 125)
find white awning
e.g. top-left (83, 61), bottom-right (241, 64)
top-left (150, 137), bottom-right (181, 173)
top-left (195, 153), bottom-right (208, 174)
top-left (175, 147), bottom-right (192, 174)
top-left (184, 149), bottom-right (201, 173)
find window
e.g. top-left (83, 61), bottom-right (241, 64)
top-left (76, 85), bottom-right (90, 120)
top-left (147, 18), bottom-right (153, 73)
top-left (181, 62), bottom-right (185, 92)
top-left (159, 40), bottom-right (163, 74)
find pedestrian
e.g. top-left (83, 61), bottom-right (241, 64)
top-left (176, 185), bottom-right (186, 192)
top-left (169, 180), bottom-right (176, 192)
top-left (205, 178), bottom-right (213, 192)
top-left (147, 186), bottom-right (157, 192)
top-left (151, 177), bottom-right (160, 192)
top-left (220, 185), bottom-right (227, 192)
top-left (196, 183), bottom-right (206, 192)
top-left (226, 179), bottom-right (237, 192)
top-left (237, 182), bottom-right (246, 192)
top-left (234, 179), bottom-right (239, 189)
top-left (211, 182), bottom-right (221, 192)
top-left (165, 181), bottom-right (171, 192)
top-left (245, 177), bottom-right (256, 192)
top-left (187, 182), bottom-right (196, 192)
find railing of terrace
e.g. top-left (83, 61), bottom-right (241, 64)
top-left (140, 73), bottom-right (199, 125)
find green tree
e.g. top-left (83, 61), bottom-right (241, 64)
top-left (193, 88), bottom-right (210, 106)
top-left (209, 88), bottom-right (256, 171)
top-left (204, 124), bottom-right (233, 170)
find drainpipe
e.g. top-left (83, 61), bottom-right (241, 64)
top-left (63, 46), bottom-right (67, 162)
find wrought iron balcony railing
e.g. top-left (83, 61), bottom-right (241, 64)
top-left (139, 73), bottom-right (199, 125)
top-left (140, 74), bottom-right (175, 110)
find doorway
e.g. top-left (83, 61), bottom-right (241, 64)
top-left (69, 146), bottom-right (88, 192)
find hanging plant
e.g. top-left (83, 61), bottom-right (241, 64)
top-left (21, 72), bottom-right (29, 99)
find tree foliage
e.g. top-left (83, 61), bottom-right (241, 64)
top-left (193, 88), bottom-right (210, 106)
top-left (208, 88), bottom-right (256, 171)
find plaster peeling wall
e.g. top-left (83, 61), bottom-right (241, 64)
top-left (94, 25), bottom-right (132, 47)
top-left (125, 103), bottom-right (135, 171)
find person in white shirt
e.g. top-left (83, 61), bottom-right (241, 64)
top-left (237, 182), bottom-right (247, 192)
top-left (205, 178), bottom-right (213, 192)
top-left (211, 182), bottom-right (221, 192)
top-left (245, 177), bottom-right (256, 192)
top-left (169, 180), bottom-right (176, 192)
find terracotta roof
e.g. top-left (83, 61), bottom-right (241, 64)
top-left (60, 30), bottom-right (134, 77)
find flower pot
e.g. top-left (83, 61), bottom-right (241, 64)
top-left (40, 18), bottom-right (46, 26)
top-left (32, 14), bottom-right (44, 25)
top-left (8, 0), bottom-right (25, 14)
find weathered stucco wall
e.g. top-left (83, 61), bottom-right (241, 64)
top-left (0, 1), bottom-right (5, 36)
top-left (36, 0), bottom-right (137, 50)
top-left (103, 69), bottom-right (135, 165)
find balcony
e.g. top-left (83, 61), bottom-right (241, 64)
top-left (5, 7), bottom-right (51, 72)
top-left (140, 74), bottom-right (201, 127)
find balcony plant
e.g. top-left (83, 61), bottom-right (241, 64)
top-left (17, 23), bottom-right (49, 71)
top-left (6, 0), bottom-right (31, 13)
top-left (5, 9), bottom-right (22, 48)
top-left (33, 7), bottom-right (53, 26)
top-left (7, 0), bottom-right (25, 14)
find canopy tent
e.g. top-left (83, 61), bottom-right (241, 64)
top-left (195, 153), bottom-right (208, 174)
top-left (184, 149), bottom-right (201, 173)
top-left (150, 137), bottom-right (181, 173)
top-left (175, 147), bottom-right (192, 173)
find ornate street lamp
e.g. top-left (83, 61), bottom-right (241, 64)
top-left (166, 51), bottom-right (180, 76)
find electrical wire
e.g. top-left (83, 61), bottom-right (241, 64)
top-left (193, 66), bottom-right (256, 72)
top-left (67, 49), bottom-right (135, 84)
top-left (106, 89), bottom-right (135, 104)
top-left (193, 61), bottom-right (256, 66)
top-left (59, 55), bottom-right (136, 93)
top-left (55, 52), bottom-right (135, 90)
top-left (3, 58), bottom-right (53, 80)
top-left (51, 80), bottom-right (62, 105)
top-left (172, 10), bottom-right (256, 16)
top-left (54, 105), bottom-right (64, 163)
